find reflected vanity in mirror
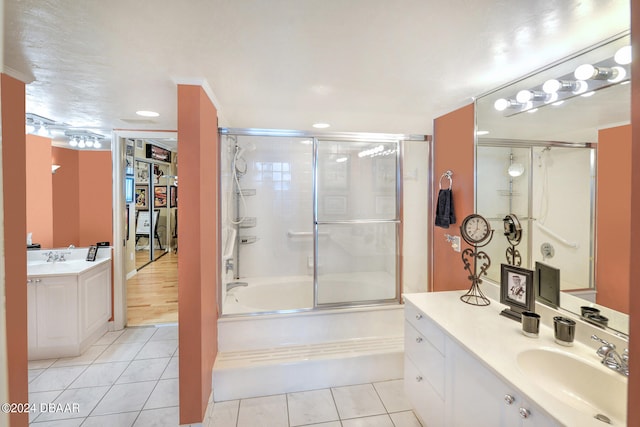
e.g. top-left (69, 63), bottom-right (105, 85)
top-left (475, 33), bottom-right (631, 335)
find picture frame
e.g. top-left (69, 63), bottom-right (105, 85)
top-left (170, 185), bottom-right (178, 208)
top-left (154, 185), bottom-right (168, 208)
top-left (500, 264), bottom-right (535, 321)
top-left (86, 245), bottom-right (98, 262)
top-left (135, 185), bottom-right (148, 209)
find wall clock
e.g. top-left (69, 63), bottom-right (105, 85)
top-left (459, 213), bottom-right (494, 306)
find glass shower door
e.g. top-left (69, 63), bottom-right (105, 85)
top-left (315, 139), bottom-right (400, 306)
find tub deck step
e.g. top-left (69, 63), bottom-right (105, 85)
top-left (213, 336), bottom-right (403, 401)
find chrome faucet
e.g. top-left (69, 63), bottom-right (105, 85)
top-left (591, 335), bottom-right (629, 376)
top-left (45, 251), bottom-right (59, 262)
top-left (226, 281), bottom-right (248, 291)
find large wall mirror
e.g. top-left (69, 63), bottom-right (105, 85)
top-left (475, 33), bottom-right (631, 335)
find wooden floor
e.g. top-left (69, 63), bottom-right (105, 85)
top-left (127, 251), bottom-right (178, 326)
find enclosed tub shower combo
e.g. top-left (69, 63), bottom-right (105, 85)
top-left (214, 129), bottom-right (426, 400)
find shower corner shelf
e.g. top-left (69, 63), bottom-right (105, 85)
top-left (236, 188), bottom-right (257, 196)
top-left (238, 217), bottom-right (257, 228)
top-left (498, 189), bottom-right (521, 197)
top-left (239, 236), bottom-right (258, 245)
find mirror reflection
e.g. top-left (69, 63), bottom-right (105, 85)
top-left (475, 34), bottom-right (630, 334)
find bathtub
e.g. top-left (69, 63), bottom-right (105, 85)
top-left (223, 272), bottom-right (396, 315)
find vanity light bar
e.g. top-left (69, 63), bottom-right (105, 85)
top-left (494, 52), bottom-right (631, 118)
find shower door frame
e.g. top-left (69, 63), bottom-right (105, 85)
top-left (219, 128), bottom-right (425, 315)
top-left (476, 138), bottom-right (597, 290)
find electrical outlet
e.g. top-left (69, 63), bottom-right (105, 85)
top-left (451, 236), bottom-right (461, 252)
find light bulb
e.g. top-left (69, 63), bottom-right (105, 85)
top-left (86, 139), bottom-right (94, 147)
top-left (542, 79), bottom-right (561, 94)
top-left (615, 45), bottom-right (632, 65)
top-left (572, 81), bottom-right (588, 95)
top-left (516, 90), bottom-right (533, 103)
top-left (69, 137), bottom-right (78, 147)
top-left (494, 98), bottom-right (510, 111)
top-left (78, 138), bottom-right (86, 148)
top-left (94, 141), bottom-right (102, 149)
top-left (608, 66), bottom-right (626, 83)
top-left (26, 123), bottom-right (36, 134)
top-left (37, 124), bottom-right (50, 137)
top-left (508, 163), bottom-right (525, 177)
top-left (574, 64), bottom-right (596, 80)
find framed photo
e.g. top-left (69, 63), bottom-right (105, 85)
top-left (500, 264), bottom-right (535, 321)
top-left (170, 185), bottom-right (178, 208)
top-left (135, 185), bottom-right (148, 209)
top-left (154, 185), bottom-right (168, 208)
top-left (86, 245), bottom-right (98, 262)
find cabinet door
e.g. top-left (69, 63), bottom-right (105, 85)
top-left (35, 276), bottom-right (78, 348)
top-left (79, 264), bottom-right (111, 337)
top-left (27, 282), bottom-right (38, 351)
top-left (447, 338), bottom-right (515, 427)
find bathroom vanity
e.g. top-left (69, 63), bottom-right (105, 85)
top-left (404, 292), bottom-right (627, 427)
top-left (27, 248), bottom-right (112, 360)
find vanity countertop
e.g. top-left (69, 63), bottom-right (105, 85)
top-left (404, 291), bottom-right (628, 427)
top-left (27, 247), bottom-right (111, 277)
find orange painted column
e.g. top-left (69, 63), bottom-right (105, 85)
top-left (430, 103), bottom-right (475, 292)
top-left (595, 125), bottom-right (631, 314)
top-left (627, 0), bottom-right (640, 422)
top-left (177, 84), bottom-right (219, 424)
top-left (52, 147), bottom-right (80, 247)
top-left (78, 150), bottom-right (113, 246)
top-left (26, 135), bottom-right (54, 248)
top-left (2, 74), bottom-right (29, 426)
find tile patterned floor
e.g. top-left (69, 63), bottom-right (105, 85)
top-left (28, 325), bottom-right (421, 427)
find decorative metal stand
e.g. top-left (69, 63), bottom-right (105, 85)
top-left (460, 240), bottom-right (493, 306)
top-left (503, 214), bottom-right (523, 266)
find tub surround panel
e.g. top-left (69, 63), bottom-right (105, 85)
top-left (431, 104), bottom-right (475, 292)
top-left (2, 72), bottom-right (29, 427)
top-left (177, 84), bottom-right (219, 425)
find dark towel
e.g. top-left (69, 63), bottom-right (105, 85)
top-left (435, 189), bottom-right (456, 228)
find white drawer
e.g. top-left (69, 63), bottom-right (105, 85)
top-left (404, 321), bottom-right (445, 398)
top-left (405, 356), bottom-right (444, 427)
top-left (405, 301), bottom-right (445, 354)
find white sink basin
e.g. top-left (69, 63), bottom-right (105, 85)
top-left (517, 348), bottom-right (627, 424)
top-left (27, 259), bottom-right (106, 276)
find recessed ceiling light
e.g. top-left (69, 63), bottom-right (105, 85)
top-left (312, 123), bottom-right (330, 129)
top-left (136, 110), bottom-right (160, 117)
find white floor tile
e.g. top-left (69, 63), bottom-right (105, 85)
top-left (237, 394), bottom-right (288, 427)
top-left (29, 391), bottom-right (64, 423)
top-left (34, 386), bottom-right (109, 422)
top-left (28, 359), bottom-right (57, 370)
top-left (28, 366), bottom-right (87, 393)
top-left (91, 381), bottom-right (156, 415)
top-left (133, 406), bottom-right (180, 427)
top-left (144, 378), bottom-right (179, 409)
top-left (341, 414), bottom-right (395, 427)
top-left (389, 411), bottom-right (423, 427)
top-left (287, 389), bottom-right (339, 426)
top-left (29, 368), bottom-right (45, 383)
top-left (93, 330), bottom-right (125, 346)
top-left (148, 325), bottom-right (178, 341)
top-left (135, 339), bottom-right (178, 360)
top-left (67, 361), bottom-right (129, 388)
top-left (93, 342), bottom-right (144, 363)
top-left (50, 345), bottom-right (108, 367)
top-left (116, 358), bottom-right (171, 384)
top-left (373, 380), bottom-right (412, 413)
top-left (160, 356), bottom-right (178, 380)
top-left (208, 400), bottom-right (239, 427)
top-left (304, 422), bottom-right (342, 427)
top-left (81, 411), bottom-right (138, 427)
top-left (30, 418), bottom-right (84, 426)
top-left (114, 327), bottom-right (157, 344)
top-left (331, 384), bottom-right (386, 420)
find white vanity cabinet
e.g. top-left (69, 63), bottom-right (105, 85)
top-left (27, 259), bottom-right (111, 360)
top-left (404, 299), bottom-right (558, 427)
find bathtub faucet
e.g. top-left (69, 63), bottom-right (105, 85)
top-left (226, 281), bottom-right (248, 291)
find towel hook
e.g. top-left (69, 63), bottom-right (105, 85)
top-left (439, 170), bottom-right (453, 190)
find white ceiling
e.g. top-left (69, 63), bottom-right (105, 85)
top-left (4, 0), bottom-right (630, 140)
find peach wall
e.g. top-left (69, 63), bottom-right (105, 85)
top-left (2, 73), bottom-right (28, 426)
top-left (596, 125), bottom-right (630, 314)
top-left (628, 0), bottom-right (640, 421)
top-left (78, 150), bottom-right (113, 246)
top-left (52, 147), bottom-right (80, 247)
top-left (26, 134), bottom-right (54, 248)
top-left (431, 103), bottom-right (475, 292)
top-left (177, 84), bottom-right (219, 424)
